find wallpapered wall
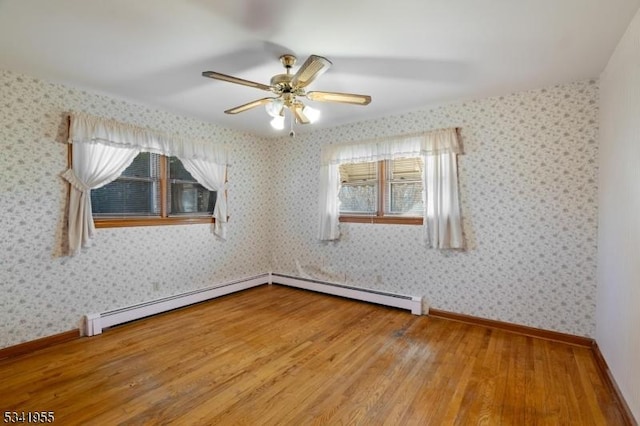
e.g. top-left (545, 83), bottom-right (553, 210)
top-left (0, 67), bottom-right (599, 348)
top-left (270, 79), bottom-right (599, 337)
top-left (0, 69), bottom-right (273, 348)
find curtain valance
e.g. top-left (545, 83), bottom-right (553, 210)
top-left (69, 112), bottom-right (228, 164)
top-left (320, 128), bottom-right (462, 166)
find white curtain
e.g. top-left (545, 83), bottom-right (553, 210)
top-left (62, 141), bottom-right (140, 255)
top-left (317, 163), bottom-right (341, 240)
top-left (318, 128), bottom-right (465, 249)
top-left (62, 112), bottom-right (229, 254)
top-left (423, 152), bottom-right (464, 249)
top-left (179, 157), bottom-right (228, 239)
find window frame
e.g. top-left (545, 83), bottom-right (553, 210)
top-left (68, 147), bottom-right (217, 228)
top-left (339, 159), bottom-right (424, 225)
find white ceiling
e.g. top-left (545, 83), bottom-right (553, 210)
top-left (1, 0), bottom-right (638, 137)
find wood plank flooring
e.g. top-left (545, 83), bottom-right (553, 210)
top-left (0, 285), bottom-right (627, 425)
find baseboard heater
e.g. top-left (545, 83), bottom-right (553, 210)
top-left (83, 274), bottom-right (268, 336)
top-left (270, 273), bottom-right (423, 315)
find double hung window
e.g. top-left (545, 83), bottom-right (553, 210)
top-left (90, 152), bottom-right (216, 227)
top-left (338, 157), bottom-right (424, 224)
top-left (318, 128), bottom-right (464, 248)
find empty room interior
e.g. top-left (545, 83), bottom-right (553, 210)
top-left (1, 0), bottom-right (639, 424)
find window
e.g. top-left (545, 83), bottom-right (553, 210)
top-left (339, 157), bottom-right (424, 225)
top-left (91, 152), bottom-right (217, 227)
top-left (318, 128), bottom-right (463, 245)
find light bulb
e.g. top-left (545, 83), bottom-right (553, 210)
top-left (302, 105), bottom-right (320, 123)
top-left (270, 116), bottom-right (285, 130)
top-left (265, 99), bottom-right (284, 118)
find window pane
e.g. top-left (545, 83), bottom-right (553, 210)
top-left (91, 152), bottom-right (160, 216)
top-left (339, 184), bottom-right (377, 213)
top-left (92, 180), bottom-right (160, 215)
top-left (389, 182), bottom-right (423, 214)
top-left (390, 157), bottom-right (422, 181)
top-left (387, 157), bottom-right (423, 215)
top-left (167, 157), bottom-right (216, 216)
top-left (339, 162), bottom-right (377, 183)
top-left (169, 156), bottom-right (195, 181)
top-left (170, 183), bottom-right (216, 215)
top-left (339, 161), bottom-right (378, 214)
top-left (120, 152), bottom-right (158, 178)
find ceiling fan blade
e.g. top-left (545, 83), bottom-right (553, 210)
top-left (225, 97), bottom-right (276, 114)
top-left (307, 91), bottom-right (372, 105)
top-left (202, 71), bottom-right (272, 91)
top-left (292, 105), bottom-right (310, 124)
top-left (291, 55), bottom-right (332, 88)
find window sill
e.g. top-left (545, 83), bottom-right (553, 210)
top-left (339, 216), bottom-right (423, 225)
top-left (94, 216), bottom-right (214, 228)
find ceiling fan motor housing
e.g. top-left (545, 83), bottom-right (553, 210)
top-left (270, 54), bottom-right (302, 96)
top-left (270, 73), bottom-right (295, 93)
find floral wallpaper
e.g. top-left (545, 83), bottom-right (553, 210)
top-left (270, 79), bottom-right (599, 337)
top-left (0, 67), bottom-right (599, 348)
top-left (0, 69), bottom-right (273, 348)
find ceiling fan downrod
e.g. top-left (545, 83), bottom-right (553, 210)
top-left (280, 54), bottom-right (296, 73)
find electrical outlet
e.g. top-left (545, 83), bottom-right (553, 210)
top-left (153, 282), bottom-right (160, 291)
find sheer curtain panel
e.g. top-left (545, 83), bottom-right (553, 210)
top-left (317, 163), bottom-right (341, 240)
top-left (62, 112), bottom-right (229, 255)
top-left (422, 151), bottom-right (464, 249)
top-left (179, 157), bottom-right (228, 239)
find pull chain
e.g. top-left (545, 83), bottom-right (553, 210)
top-left (289, 109), bottom-right (295, 138)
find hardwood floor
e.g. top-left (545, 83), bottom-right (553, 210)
top-left (0, 285), bottom-right (627, 425)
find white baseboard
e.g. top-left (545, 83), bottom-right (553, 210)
top-left (83, 274), bottom-right (269, 336)
top-left (83, 272), bottom-right (423, 337)
top-left (270, 273), bottom-right (423, 315)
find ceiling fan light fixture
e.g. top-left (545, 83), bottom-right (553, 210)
top-left (265, 98), bottom-right (284, 118)
top-left (270, 115), bottom-right (285, 130)
top-left (302, 105), bottom-right (321, 123)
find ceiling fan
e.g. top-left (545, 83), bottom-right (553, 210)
top-left (202, 54), bottom-right (371, 132)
